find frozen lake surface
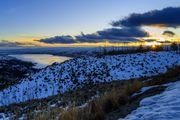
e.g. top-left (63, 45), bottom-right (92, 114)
top-left (9, 54), bottom-right (72, 69)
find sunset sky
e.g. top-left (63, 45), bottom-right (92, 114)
top-left (0, 0), bottom-right (180, 47)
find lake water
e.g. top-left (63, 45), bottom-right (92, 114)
top-left (9, 54), bottom-right (72, 69)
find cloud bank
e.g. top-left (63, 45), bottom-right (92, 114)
top-left (38, 27), bottom-right (147, 44)
top-left (112, 7), bottom-right (180, 28)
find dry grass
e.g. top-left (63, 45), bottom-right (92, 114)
top-left (29, 108), bottom-right (63, 120)
top-left (145, 66), bottom-right (180, 86)
top-left (28, 80), bottom-right (142, 120)
top-left (58, 80), bottom-right (143, 120)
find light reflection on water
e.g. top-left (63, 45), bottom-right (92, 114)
top-left (9, 54), bottom-right (72, 69)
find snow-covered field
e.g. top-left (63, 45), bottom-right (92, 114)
top-left (122, 81), bottom-right (180, 120)
top-left (0, 52), bottom-right (180, 106)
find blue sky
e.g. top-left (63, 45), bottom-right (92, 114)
top-left (0, 0), bottom-right (180, 44)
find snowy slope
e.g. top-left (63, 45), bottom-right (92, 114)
top-left (0, 52), bottom-right (180, 106)
top-left (121, 81), bottom-right (180, 120)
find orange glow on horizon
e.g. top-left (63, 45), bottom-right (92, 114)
top-left (13, 38), bottom-right (180, 47)
top-left (147, 24), bottom-right (169, 28)
top-left (3, 33), bottom-right (180, 47)
top-left (145, 41), bottom-right (161, 46)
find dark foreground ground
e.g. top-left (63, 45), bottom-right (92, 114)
top-left (0, 57), bottom-right (37, 90)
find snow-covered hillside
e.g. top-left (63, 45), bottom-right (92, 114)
top-left (0, 52), bottom-right (180, 106)
top-left (122, 81), bottom-right (180, 120)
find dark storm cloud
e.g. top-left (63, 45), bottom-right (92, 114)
top-left (38, 35), bottom-right (76, 44)
top-left (76, 34), bottom-right (139, 43)
top-left (162, 30), bottom-right (175, 37)
top-left (76, 27), bottom-right (147, 43)
top-left (112, 7), bottom-right (180, 28)
top-left (75, 33), bottom-right (104, 43)
top-left (97, 27), bottom-right (148, 38)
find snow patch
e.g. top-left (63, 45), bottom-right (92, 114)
top-left (121, 81), bottom-right (180, 120)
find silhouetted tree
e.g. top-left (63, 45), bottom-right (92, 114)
top-left (137, 45), bottom-right (144, 52)
top-left (171, 42), bottom-right (178, 51)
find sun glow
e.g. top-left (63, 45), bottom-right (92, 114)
top-left (145, 41), bottom-right (161, 46)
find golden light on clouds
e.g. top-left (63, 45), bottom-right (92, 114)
top-left (147, 24), bottom-right (170, 28)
